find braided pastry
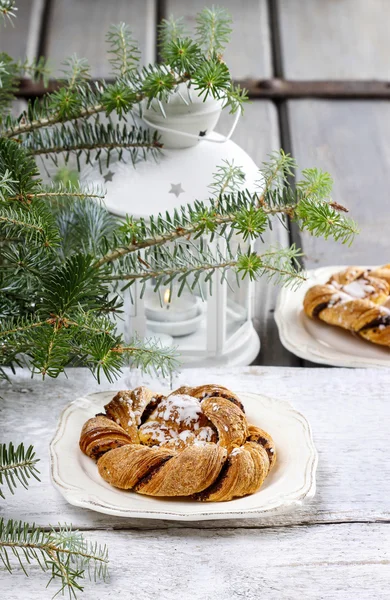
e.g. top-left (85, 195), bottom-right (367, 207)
top-left (79, 384), bottom-right (276, 502)
top-left (303, 265), bottom-right (390, 346)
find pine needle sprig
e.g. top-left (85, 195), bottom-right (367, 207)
top-left (297, 167), bottom-right (333, 200)
top-left (0, 168), bottom-right (15, 199)
top-left (296, 197), bottom-right (359, 245)
top-left (158, 15), bottom-right (188, 59)
top-left (16, 56), bottom-right (51, 87)
top-left (0, 519), bottom-right (109, 597)
top-left (0, 138), bottom-right (41, 198)
top-left (196, 6), bottom-right (232, 57)
top-left (0, 53), bottom-right (18, 114)
top-left (160, 37), bottom-right (202, 74)
top-left (209, 159), bottom-right (246, 198)
top-left (0, 443), bottom-right (40, 498)
top-left (24, 119), bottom-right (162, 169)
top-left (237, 245), bottom-right (306, 288)
top-left (106, 23), bottom-right (140, 78)
top-left (258, 149), bottom-right (297, 195)
top-left (0, 0), bottom-right (17, 26)
top-left (0, 200), bottom-right (60, 247)
top-left (61, 54), bottom-right (91, 90)
top-left (116, 335), bottom-right (179, 379)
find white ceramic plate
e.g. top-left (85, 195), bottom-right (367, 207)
top-left (275, 265), bottom-right (390, 368)
top-left (50, 390), bottom-right (317, 521)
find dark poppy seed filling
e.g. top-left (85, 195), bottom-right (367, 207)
top-left (134, 455), bottom-right (173, 490)
top-left (359, 315), bottom-right (390, 331)
top-left (312, 302), bottom-right (330, 318)
top-left (140, 395), bottom-right (164, 424)
top-left (193, 457), bottom-right (231, 501)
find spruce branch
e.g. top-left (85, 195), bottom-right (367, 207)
top-left (259, 149), bottom-right (297, 196)
top-left (159, 15), bottom-right (188, 59)
top-left (209, 159), bottom-right (246, 198)
top-left (6, 181), bottom-right (105, 203)
top-left (113, 335), bottom-right (179, 379)
top-left (0, 53), bottom-right (18, 113)
top-left (0, 168), bottom-right (15, 199)
top-left (106, 23), bottom-right (140, 78)
top-left (161, 38), bottom-right (202, 74)
top-left (0, 520), bottom-right (109, 598)
top-left (61, 54), bottom-right (90, 89)
top-left (297, 167), bottom-right (333, 200)
top-left (295, 197), bottom-right (359, 245)
top-left (16, 56), bottom-right (51, 87)
top-left (0, 201), bottom-right (60, 247)
top-left (25, 119), bottom-right (162, 168)
top-left (107, 239), bottom-right (306, 295)
top-left (196, 6), bottom-right (232, 58)
top-left (0, 443), bottom-right (40, 498)
top-left (237, 245), bottom-right (305, 288)
top-left (0, 0), bottom-right (17, 26)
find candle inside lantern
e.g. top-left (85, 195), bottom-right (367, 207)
top-left (144, 287), bottom-right (199, 323)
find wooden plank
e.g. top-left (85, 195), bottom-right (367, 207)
top-left (2, 523), bottom-right (390, 599)
top-left (2, 366), bottom-right (389, 529)
top-left (287, 100), bottom-right (390, 267)
top-left (164, 0), bottom-right (272, 79)
top-left (277, 0), bottom-right (390, 80)
top-left (45, 0), bottom-right (157, 77)
top-left (0, 0), bottom-right (45, 61)
top-left (217, 102), bottom-right (295, 366)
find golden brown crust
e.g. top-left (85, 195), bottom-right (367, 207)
top-left (303, 265), bottom-right (390, 347)
top-left (201, 396), bottom-right (248, 453)
top-left (104, 387), bottom-right (157, 442)
top-left (135, 444), bottom-right (227, 496)
top-left (97, 444), bottom-right (175, 489)
top-left (183, 384), bottom-right (245, 412)
top-left (79, 385), bottom-right (276, 502)
top-left (79, 416), bottom-right (133, 459)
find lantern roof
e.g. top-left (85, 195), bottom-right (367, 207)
top-left (82, 133), bottom-right (260, 219)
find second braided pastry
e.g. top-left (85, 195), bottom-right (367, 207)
top-left (303, 265), bottom-right (390, 346)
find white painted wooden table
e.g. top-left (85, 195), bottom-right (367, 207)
top-left (1, 366), bottom-right (389, 599)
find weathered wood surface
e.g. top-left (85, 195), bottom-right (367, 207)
top-left (46, 0), bottom-right (157, 76)
top-left (1, 366), bottom-right (389, 529)
top-left (287, 100), bottom-right (390, 268)
top-left (277, 0), bottom-right (390, 80)
top-left (165, 0), bottom-right (272, 79)
top-left (2, 524), bottom-right (389, 600)
top-left (1, 366), bottom-right (390, 598)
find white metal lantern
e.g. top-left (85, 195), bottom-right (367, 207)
top-left (82, 117), bottom-right (261, 367)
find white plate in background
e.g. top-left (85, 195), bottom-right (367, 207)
top-left (275, 265), bottom-right (390, 368)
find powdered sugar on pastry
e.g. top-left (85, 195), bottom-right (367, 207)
top-left (342, 280), bottom-right (375, 298)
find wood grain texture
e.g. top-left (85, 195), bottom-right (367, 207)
top-left (277, 0), bottom-right (390, 80)
top-left (45, 0), bottom-right (156, 77)
top-left (1, 523), bottom-right (390, 600)
top-left (164, 0), bottom-right (272, 79)
top-left (217, 102), bottom-right (296, 365)
top-left (0, 0), bottom-right (45, 61)
top-left (1, 366), bottom-right (389, 529)
top-left (287, 100), bottom-right (390, 267)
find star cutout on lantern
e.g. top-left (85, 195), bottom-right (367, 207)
top-left (199, 130), bottom-right (207, 137)
top-left (169, 183), bottom-right (185, 198)
top-left (103, 170), bottom-right (115, 183)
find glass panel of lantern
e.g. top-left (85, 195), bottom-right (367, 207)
top-left (82, 95), bottom-right (261, 367)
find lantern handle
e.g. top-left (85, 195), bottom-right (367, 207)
top-left (141, 110), bottom-right (241, 144)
